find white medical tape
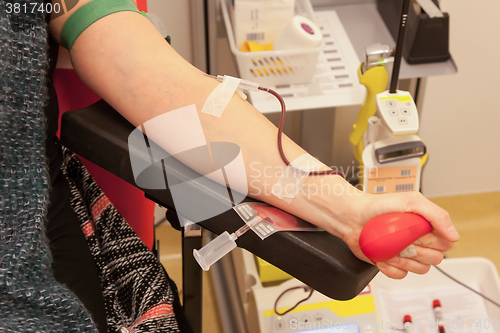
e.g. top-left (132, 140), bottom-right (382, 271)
top-left (400, 244), bottom-right (418, 258)
top-left (201, 75), bottom-right (241, 118)
top-left (271, 153), bottom-right (326, 203)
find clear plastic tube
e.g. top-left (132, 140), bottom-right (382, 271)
top-left (193, 231), bottom-right (237, 271)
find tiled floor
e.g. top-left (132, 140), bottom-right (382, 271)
top-left (155, 191), bottom-right (500, 333)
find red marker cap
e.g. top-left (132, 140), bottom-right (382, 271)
top-left (404, 315), bottom-right (412, 323)
top-left (433, 299), bottom-right (442, 308)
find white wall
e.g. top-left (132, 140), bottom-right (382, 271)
top-left (148, 0), bottom-right (193, 63)
top-left (419, 0), bottom-right (500, 197)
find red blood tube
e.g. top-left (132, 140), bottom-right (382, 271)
top-left (433, 300), bottom-right (445, 333)
top-left (403, 315), bottom-right (412, 333)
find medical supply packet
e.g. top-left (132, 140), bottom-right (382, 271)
top-left (233, 202), bottom-right (322, 240)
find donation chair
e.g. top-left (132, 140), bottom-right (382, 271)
top-left (60, 99), bottom-right (379, 333)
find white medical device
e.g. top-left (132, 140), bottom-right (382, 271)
top-left (233, 248), bottom-right (379, 333)
top-left (361, 91), bottom-right (425, 194)
top-left (360, 0), bottom-right (427, 195)
top-left (375, 90), bottom-right (419, 135)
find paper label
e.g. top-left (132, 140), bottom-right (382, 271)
top-left (365, 165), bottom-right (418, 194)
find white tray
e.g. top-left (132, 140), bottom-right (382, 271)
top-left (221, 0), bottom-right (324, 86)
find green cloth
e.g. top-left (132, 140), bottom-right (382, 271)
top-left (61, 0), bottom-right (141, 51)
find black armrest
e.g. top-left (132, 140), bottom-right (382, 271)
top-left (60, 99), bottom-right (378, 300)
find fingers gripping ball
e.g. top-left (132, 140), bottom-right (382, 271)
top-left (359, 213), bottom-right (432, 263)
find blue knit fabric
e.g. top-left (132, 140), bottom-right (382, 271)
top-left (0, 2), bottom-right (97, 331)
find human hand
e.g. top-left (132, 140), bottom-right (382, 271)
top-left (338, 190), bottom-right (459, 279)
top-left (301, 175), bottom-right (459, 280)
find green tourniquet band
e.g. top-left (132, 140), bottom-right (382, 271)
top-left (61, 0), bottom-right (141, 51)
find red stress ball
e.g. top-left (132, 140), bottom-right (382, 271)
top-left (359, 213), bottom-right (432, 263)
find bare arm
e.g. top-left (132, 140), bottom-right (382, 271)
top-left (49, 2), bottom-right (459, 278)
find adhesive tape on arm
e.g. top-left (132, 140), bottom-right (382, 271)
top-left (272, 153), bottom-right (326, 203)
top-left (202, 76), bottom-right (241, 118)
top-left (273, 16), bottom-right (323, 51)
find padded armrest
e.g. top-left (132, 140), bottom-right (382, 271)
top-left (60, 99), bottom-right (378, 300)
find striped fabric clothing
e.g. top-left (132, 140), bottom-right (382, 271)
top-left (60, 147), bottom-right (181, 333)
